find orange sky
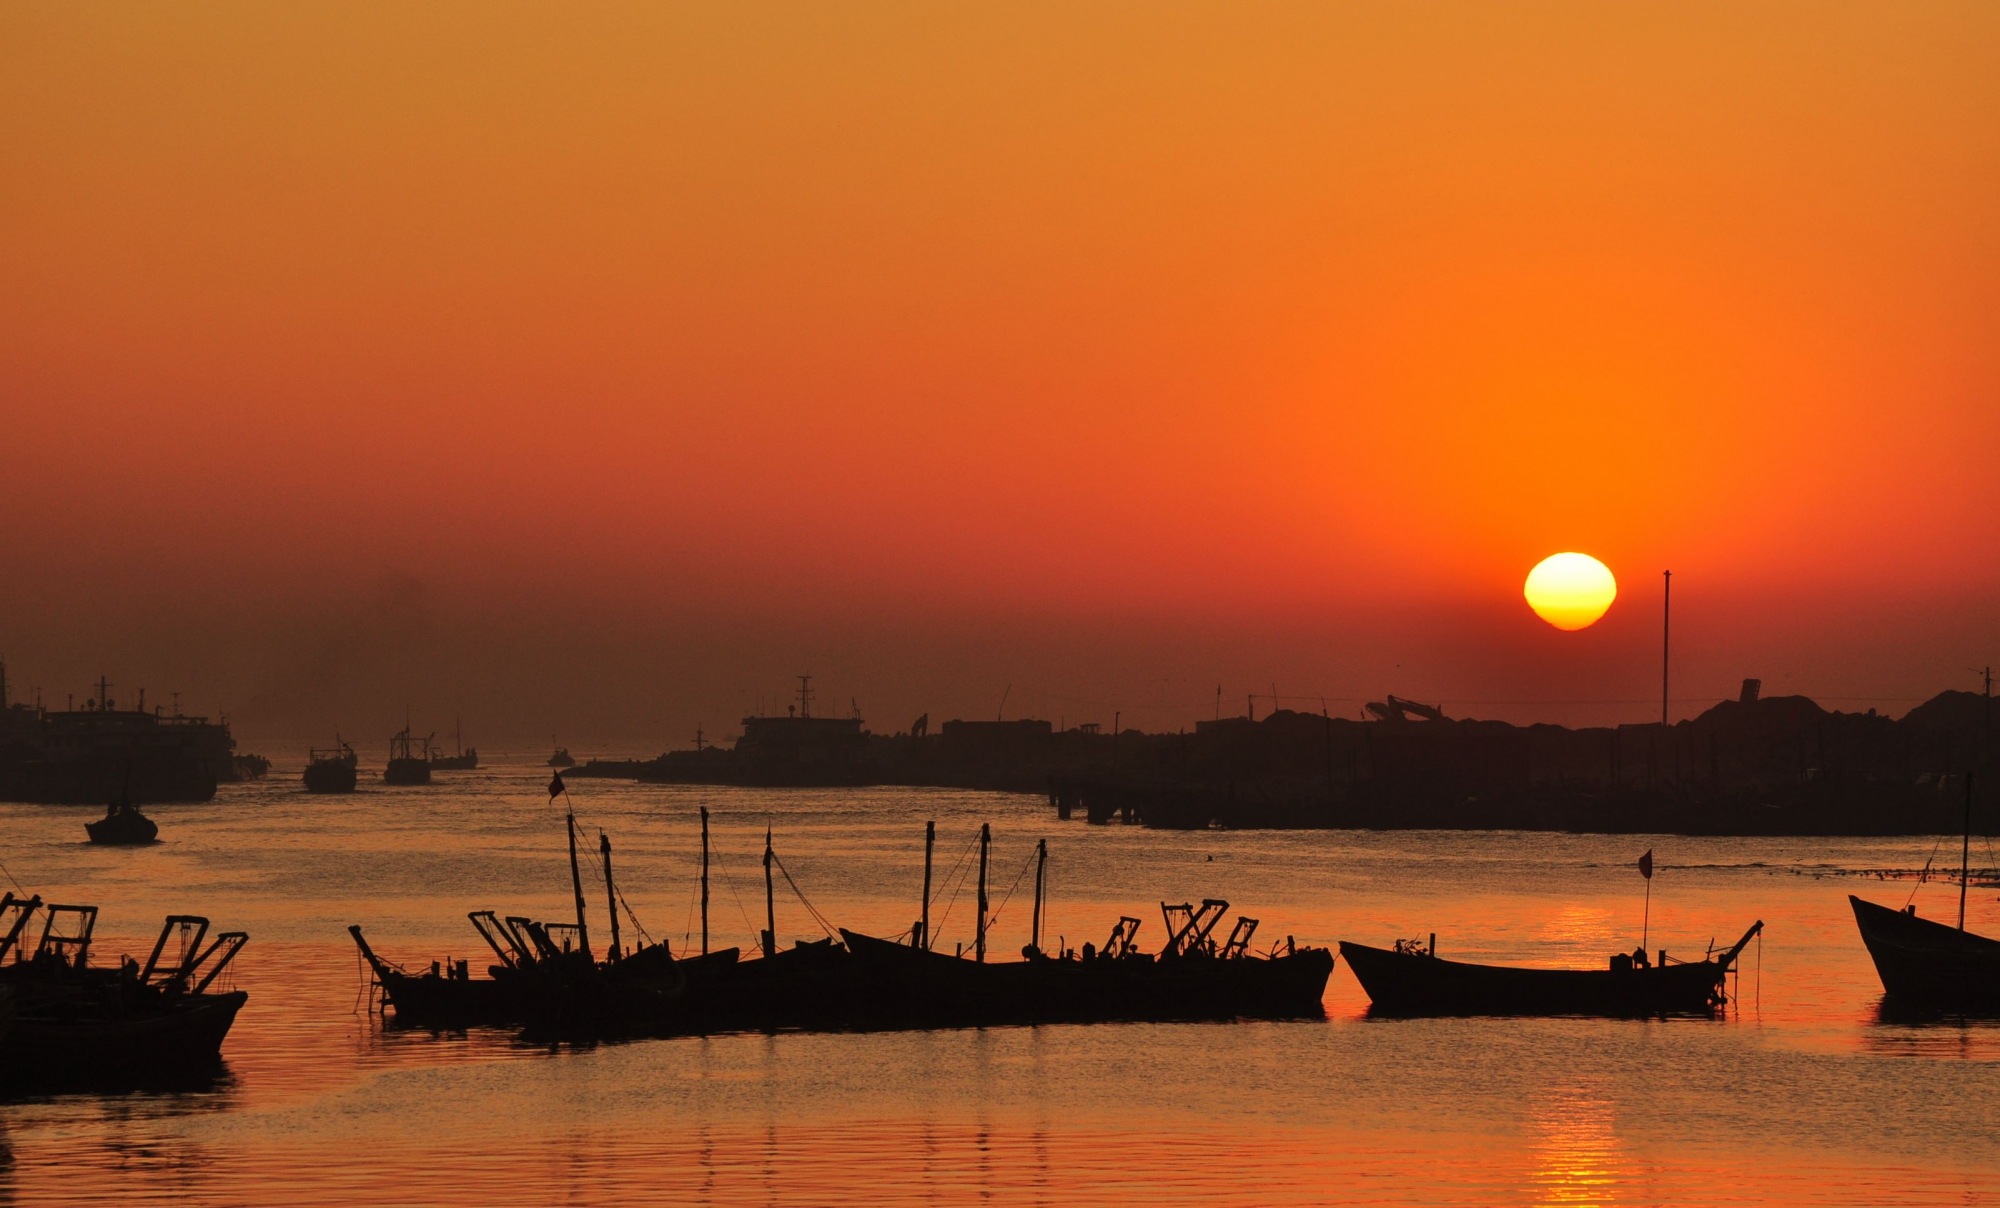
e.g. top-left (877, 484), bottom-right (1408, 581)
top-left (2, 4), bottom-right (1996, 743)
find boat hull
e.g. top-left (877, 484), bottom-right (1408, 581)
top-left (1339, 942), bottom-right (1730, 1016)
top-left (303, 761), bottom-right (358, 793)
top-left (1, 991), bottom-right (247, 1087)
top-left (382, 758), bottom-right (431, 786)
top-left (1850, 895), bottom-right (2000, 1012)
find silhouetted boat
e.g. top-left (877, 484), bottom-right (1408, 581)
top-left (351, 816), bottom-right (683, 1034)
top-left (1339, 922), bottom-right (1763, 1016)
top-left (547, 746), bottom-right (575, 768)
top-left (430, 720), bottom-right (477, 770)
top-left (1850, 774), bottom-right (2000, 1012)
top-left (0, 672), bottom-right (230, 804)
top-left (0, 894), bottom-right (249, 1088)
top-left (1850, 896), bottom-right (2000, 1012)
top-left (85, 799), bottom-right (158, 845)
top-left (384, 725), bottom-right (432, 785)
top-left (303, 739), bottom-right (359, 793)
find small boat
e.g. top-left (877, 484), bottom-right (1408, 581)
top-left (547, 746), bottom-right (575, 768)
top-left (85, 799), bottom-right (158, 845)
top-left (0, 894), bottom-right (249, 1088)
top-left (1340, 922), bottom-right (1763, 1016)
top-left (1850, 774), bottom-right (2000, 1013)
top-left (303, 738), bottom-right (359, 793)
top-left (383, 725), bottom-right (432, 786)
top-left (429, 720), bottom-right (478, 771)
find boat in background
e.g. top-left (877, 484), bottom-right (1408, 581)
top-left (547, 745), bottom-right (575, 768)
top-left (1851, 773), bottom-right (2000, 1013)
top-left (303, 738), bottom-right (359, 793)
top-left (384, 725), bottom-right (432, 786)
top-left (430, 720), bottom-right (477, 771)
top-left (1340, 922), bottom-right (1763, 1016)
top-left (85, 798), bottom-right (158, 845)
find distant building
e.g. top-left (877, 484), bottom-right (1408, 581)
top-left (941, 718), bottom-right (1054, 759)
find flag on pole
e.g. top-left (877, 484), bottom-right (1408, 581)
top-left (1638, 849), bottom-right (1654, 880)
top-left (548, 771), bottom-right (565, 799)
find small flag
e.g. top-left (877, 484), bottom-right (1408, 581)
top-left (548, 772), bottom-right (565, 799)
top-left (1638, 849), bottom-right (1654, 880)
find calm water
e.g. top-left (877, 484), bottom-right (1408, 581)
top-left (2, 758), bottom-right (1997, 1205)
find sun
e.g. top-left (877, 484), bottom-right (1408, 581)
top-left (1524, 553), bottom-right (1617, 630)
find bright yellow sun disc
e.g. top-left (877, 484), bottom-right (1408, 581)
top-left (1524, 553), bottom-right (1617, 630)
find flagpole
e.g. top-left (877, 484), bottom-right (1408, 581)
top-left (1642, 875), bottom-right (1651, 954)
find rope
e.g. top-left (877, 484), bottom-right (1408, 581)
top-left (983, 847), bottom-right (1039, 931)
top-left (705, 837), bottom-right (763, 950)
top-left (1905, 831), bottom-right (1948, 908)
top-left (930, 833), bottom-right (982, 946)
top-left (0, 860), bottom-right (26, 897)
top-left (770, 852), bottom-right (839, 940)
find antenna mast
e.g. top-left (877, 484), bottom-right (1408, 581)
top-left (1661, 570), bottom-right (1672, 728)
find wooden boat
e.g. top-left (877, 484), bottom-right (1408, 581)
top-left (303, 738), bottom-right (359, 793)
top-left (836, 826), bottom-right (1334, 1028)
top-left (1851, 897), bottom-right (2000, 1012)
top-left (353, 817), bottom-right (683, 1035)
top-left (0, 897), bottom-right (250, 1088)
top-left (547, 746), bottom-right (575, 768)
top-left (1850, 774), bottom-right (2000, 1013)
top-left (1339, 922), bottom-right (1762, 1016)
top-left (85, 799), bottom-right (158, 844)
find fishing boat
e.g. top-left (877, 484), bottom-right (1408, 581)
top-left (85, 798), bottom-right (158, 844)
top-left (836, 824), bottom-right (1335, 1027)
top-left (384, 725), bottom-right (432, 786)
top-left (352, 812), bottom-right (682, 1034)
top-left (1850, 774), bottom-right (2000, 1012)
top-left (430, 720), bottom-right (477, 771)
top-left (1339, 922), bottom-right (1763, 1016)
top-left (547, 746), bottom-right (575, 768)
top-left (303, 738), bottom-right (359, 793)
top-left (0, 894), bottom-right (249, 1087)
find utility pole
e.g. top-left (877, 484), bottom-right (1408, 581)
top-left (1661, 570), bottom-right (1672, 728)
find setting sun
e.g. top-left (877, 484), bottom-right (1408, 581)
top-left (1524, 553), bottom-right (1618, 631)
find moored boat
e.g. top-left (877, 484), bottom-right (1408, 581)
top-left (1850, 774), bottom-right (2000, 1013)
top-left (383, 725), bottom-right (432, 785)
top-left (1339, 922), bottom-right (1763, 1017)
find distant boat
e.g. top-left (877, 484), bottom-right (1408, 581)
top-left (85, 799), bottom-right (158, 845)
top-left (547, 746), bottom-right (575, 768)
top-left (430, 719), bottom-right (477, 771)
top-left (303, 739), bottom-right (359, 793)
top-left (1850, 771), bottom-right (2000, 1012)
top-left (384, 726), bottom-right (432, 786)
top-left (1340, 922), bottom-right (1763, 1016)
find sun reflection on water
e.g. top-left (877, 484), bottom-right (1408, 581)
top-left (1527, 1084), bottom-right (1632, 1208)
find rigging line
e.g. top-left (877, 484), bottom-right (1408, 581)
top-left (927, 831), bottom-right (981, 912)
top-left (1904, 830), bottom-right (1949, 909)
top-left (705, 838), bottom-right (764, 950)
top-left (770, 853), bottom-right (838, 940)
top-left (0, 860), bottom-right (26, 896)
top-left (931, 839), bottom-right (981, 945)
top-left (984, 847), bottom-right (1039, 931)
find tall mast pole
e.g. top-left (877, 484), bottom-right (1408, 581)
top-left (700, 806), bottom-right (710, 956)
top-left (975, 823), bottom-right (990, 963)
top-left (1661, 570), bottom-right (1672, 728)
top-left (920, 820), bottom-right (935, 951)
top-left (1032, 838), bottom-right (1047, 954)
top-left (566, 812), bottom-right (591, 961)
top-left (600, 832), bottom-right (621, 961)
top-left (1961, 772), bottom-right (1974, 933)
top-left (762, 826), bottom-right (776, 959)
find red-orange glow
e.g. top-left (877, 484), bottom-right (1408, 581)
top-left (1, 5), bottom-right (1996, 738)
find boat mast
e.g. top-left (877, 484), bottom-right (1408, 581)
top-left (920, 819), bottom-right (934, 951)
top-left (975, 823), bottom-right (990, 963)
top-left (762, 826), bottom-right (776, 959)
top-left (566, 812), bottom-right (592, 961)
top-left (700, 806), bottom-right (710, 956)
top-left (600, 832), bottom-right (621, 961)
top-left (1032, 838), bottom-right (1047, 954)
top-left (1961, 771), bottom-right (1974, 933)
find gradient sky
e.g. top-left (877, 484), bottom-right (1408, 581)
top-left (3, 3), bottom-right (1996, 748)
